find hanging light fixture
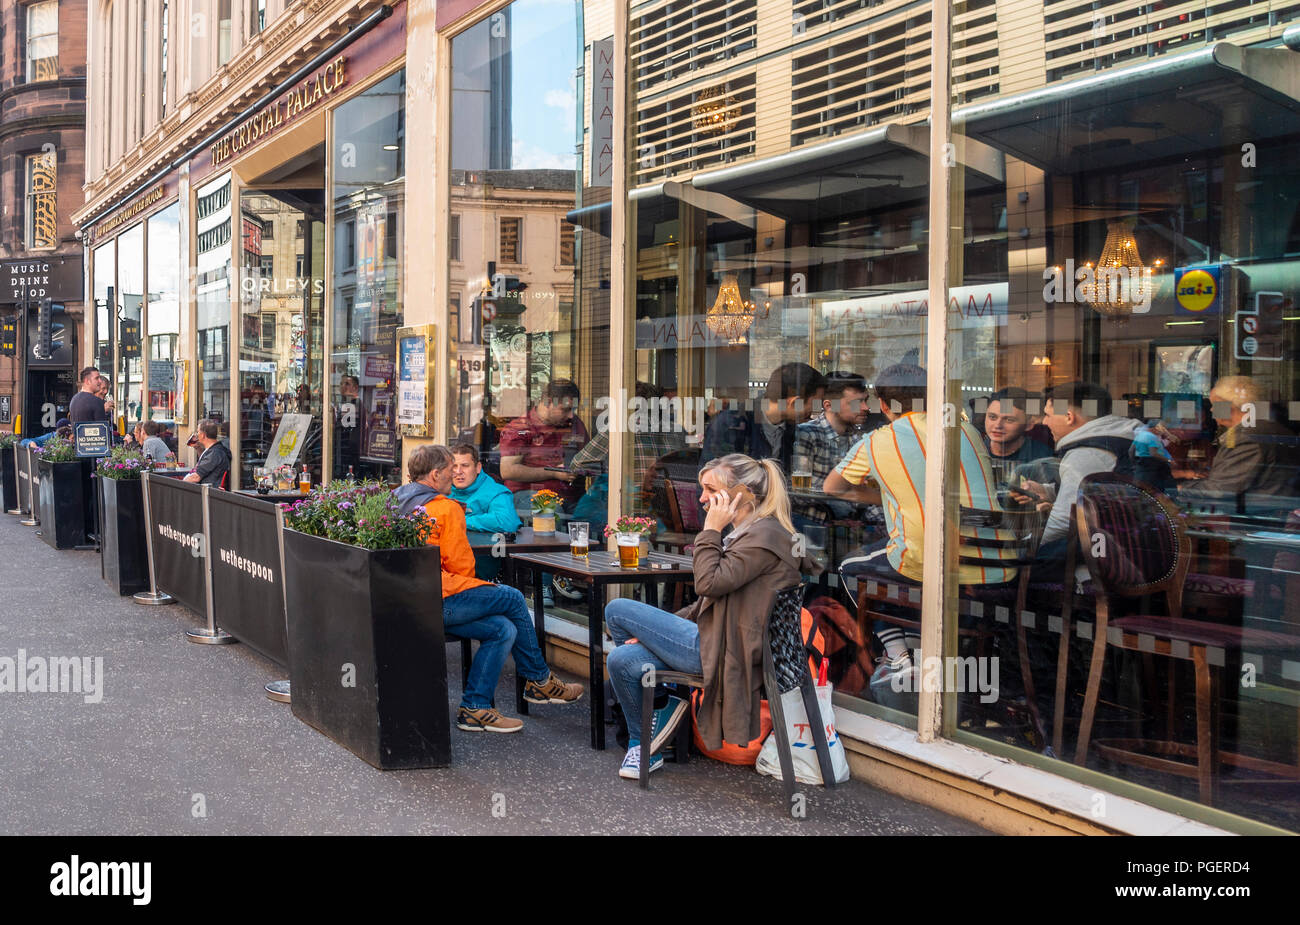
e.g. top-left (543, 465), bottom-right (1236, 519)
top-left (706, 273), bottom-right (755, 341)
top-left (1087, 218), bottom-right (1155, 319)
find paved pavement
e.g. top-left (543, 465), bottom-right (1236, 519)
top-left (0, 512), bottom-right (986, 835)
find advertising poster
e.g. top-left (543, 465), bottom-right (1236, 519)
top-left (263, 413), bottom-right (314, 469)
top-left (397, 333), bottom-right (427, 428)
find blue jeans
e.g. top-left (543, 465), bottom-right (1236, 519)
top-left (605, 598), bottom-right (703, 746)
top-left (443, 584), bottom-right (551, 710)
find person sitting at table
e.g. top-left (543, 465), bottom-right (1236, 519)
top-left (823, 363), bottom-right (1016, 703)
top-left (499, 378), bottom-right (589, 514)
top-left (140, 421), bottom-right (172, 463)
top-left (603, 452), bottom-right (808, 779)
top-left (393, 444), bottom-right (582, 734)
top-left (449, 443), bottom-right (522, 535)
top-left (183, 419), bottom-right (232, 489)
top-left (1176, 375), bottom-right (1300, 516)
top-left (981, 386), bottom-right (1054, 487)
top-left (701, 363), bottom-right (827, 472)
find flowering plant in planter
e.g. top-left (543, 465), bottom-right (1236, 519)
top-left (0, 434), bottom-right (19, 450)
top-left (530, 489), bottom-right (562, 515)
top-left (98, 444), bottom-right (154, 480)
top-left (602, 515), bottom-right (657, 539)
top-left (32, 436), bottom-right (76, 463)
top-left (284, 479), bottom-right (432, 550)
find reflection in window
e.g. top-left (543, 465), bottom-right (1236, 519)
top-left (25, 152), bottom-right (57, 250)
top-left (147, 204), bottom-right (181, 423)
top-left (196, 174), bottom-right (233, 438)
top-left (26, 1), bottom-right (58, 82)
top-left (116, 223), bottom-right (145, 423)
top-left (499, 217), bottom-right (522, 263)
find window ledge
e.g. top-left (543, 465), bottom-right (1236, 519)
top-left (832, 707), bottom-right (1232, 836)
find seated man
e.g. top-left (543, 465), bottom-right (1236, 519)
top-left (1177, 375), bottom-right (1300, 516)
top-left (701, 362), bottom-right (827, 472)
top-left (981, 386), bottom-right (1054, 487)
top-left (183, 419), bottom-right (232, 488)
top-left (449, 443), bottom-right (522, 535)
top-left (393, 444), bottom-right (582, 733)
top-left (1011, 382), bottom-right (1140, 575)
top-left (824, 364), bottom-right (1016, 696)
top-left (499, 378), bottom-right (589, 515)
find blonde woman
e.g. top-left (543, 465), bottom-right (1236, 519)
top-left (604, 453), bottom-right (806, 779)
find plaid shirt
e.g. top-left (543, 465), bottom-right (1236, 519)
top-left (571, 429), bottom-right (686, 488)
top-left (794, 415), bottom-right (860, 488)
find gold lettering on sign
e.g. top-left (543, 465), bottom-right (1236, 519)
top-left (212, 56), bottom-right (349, 168)
top-left (90, 184), bottom-right (165, 241)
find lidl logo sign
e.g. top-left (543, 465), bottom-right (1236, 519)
top-left (1175, 266), bottom-right (1220, 314)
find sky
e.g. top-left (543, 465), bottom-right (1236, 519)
top-left (508, 0), bottom-right (580, 170)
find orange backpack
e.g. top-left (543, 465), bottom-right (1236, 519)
top-left (689, 607), bottom-right (826, 766)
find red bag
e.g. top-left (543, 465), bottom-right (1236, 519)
top-left (690, 607), bottom-right (826, 765)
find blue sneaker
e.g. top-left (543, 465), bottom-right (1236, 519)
top-left (648, 694), bottom-right (688, 755)
top-left (619, 744), bottom-right (663, 780)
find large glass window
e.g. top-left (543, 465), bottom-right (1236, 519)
top-left (25, 151), bottom-right (57, 250)
top-left (116, 223), bottom-right (145, 423)
top-left (93, 239), bottom-right (116, 376)
top-left (449, 0), bottom-right (591, 544)
top-left (25, 0), bottom-right (58, 82)
top-left (331, 69), bottom-right (406, 483)
top-left (147, 204), bottom-right (181, 423)
top-left (195, 174), bottom-right (233, 439)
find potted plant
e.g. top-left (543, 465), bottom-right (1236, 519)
top-left (98, 444), bottom-right (153, 595)
top-left (604, 515), bottom-right (657, 568)
top-left (530, 488), bottom-right (562, 534)
top-left (282, 481), bottom-right (450, 769)
top-left (0, 434), bottom-right (19, 514)
top-left (33, 436), bottom-right (88, 550)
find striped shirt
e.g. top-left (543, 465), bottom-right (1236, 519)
top-left (834, 413), bottom-right (1018, 584)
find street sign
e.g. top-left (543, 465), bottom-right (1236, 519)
top-left (74, 422), bottom-right (112, 458)
top-left (1234, 291), bottom-right (1286, 362)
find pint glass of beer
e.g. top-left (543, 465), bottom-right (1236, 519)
top-left (568, 521), bottom-right (590, 559)
top-left (791, 454), bottom-right (813, 491)
top-left (616, 532), bottom-right (640, 569)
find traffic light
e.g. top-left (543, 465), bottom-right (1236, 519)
top-left (120, 319), bottom-right (141, 357)
top-left (0, 316), bottom-right (16, 357)
top-left (35, 299), bottom-right (53, 360)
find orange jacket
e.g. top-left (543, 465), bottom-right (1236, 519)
top-left (420, 494), bottom-right (492, 598)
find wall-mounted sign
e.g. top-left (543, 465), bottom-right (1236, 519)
top-left (1175, 265), bottom-right (1221, 316)
top-left (396, 324), bottom-right (435, 437)
top-left (592, 39), bottom-right (615, 187)
top-left (211, 56), bottom-right (349, 168)
top-left (87, 184), bottom-right (166, 243)
top-left (2, 256), bottom-right (84, 304)
top-left (1235, 291), bottom-right (1287, 362)
top-left (0, 395), bottom-right (11, 424)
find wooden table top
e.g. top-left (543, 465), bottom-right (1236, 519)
top-left (511, 547), bottom-right (695, 580)
top-left (466, 526), bottom-right (574, 552)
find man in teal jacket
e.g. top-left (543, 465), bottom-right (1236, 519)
top-left (450, 443), bottom-right (523, 534)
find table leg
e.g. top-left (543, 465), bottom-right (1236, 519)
top-left (507, 556), bottom-right (526, 714)
top-left (647, 579), bottom-right (659, 610)
top-left (523, 564), bottom-right (546, 717)
top-left (589, 582), bottom-right (606, 750)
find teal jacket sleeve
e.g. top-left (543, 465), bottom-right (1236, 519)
top-left (465, 484), bottom-right (523, 533)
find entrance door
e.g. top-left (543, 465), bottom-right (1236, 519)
top-left (236, 189), bottom-right (325, 489)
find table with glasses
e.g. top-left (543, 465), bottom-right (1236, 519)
top-left (511, 547), bottom-right (696, 749)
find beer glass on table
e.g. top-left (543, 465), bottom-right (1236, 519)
top-left (568, 522), bottom-right (590, 559)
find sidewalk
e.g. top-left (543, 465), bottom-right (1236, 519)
top-left (0, 513), bottom-right (986, 835)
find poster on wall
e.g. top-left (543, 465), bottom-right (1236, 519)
top-left (396, 324), bottom-right (435, 436)
top-left (263, 413), bottom-right (314, 469)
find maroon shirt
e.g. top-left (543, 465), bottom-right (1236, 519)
top-left (499, 408), bottom-right (590, 502)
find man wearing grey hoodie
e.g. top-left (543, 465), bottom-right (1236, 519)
top-left (1012, 382), bottom-right (1139, 571)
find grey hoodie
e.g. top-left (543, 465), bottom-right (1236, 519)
top-left (391, 481), bottom-right (441, 516)
top-left (1042, 415), bottom-right (1141, 543)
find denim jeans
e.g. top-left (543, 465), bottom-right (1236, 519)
top-left (443, 584), bottom-right (550, 710)
top-left (604, 597), bottom-right (703, 746)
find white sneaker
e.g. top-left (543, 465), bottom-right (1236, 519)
top-left (618, 744), bottom-right (663, 780)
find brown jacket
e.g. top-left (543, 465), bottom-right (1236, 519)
top-left (680, 516), bottom-right (805, 750)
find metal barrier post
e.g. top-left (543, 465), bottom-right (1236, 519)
top-left (265, 502), bottom-right (291, 703)
top-left (133, 471), bottom-right (176, 605)
top-left (185, 483), bottom-right (235, 644)
top-left (20, 445), bottom-right (39, 527)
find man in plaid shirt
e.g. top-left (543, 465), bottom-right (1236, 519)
top-left (795, 372), bottom-right (870, 492)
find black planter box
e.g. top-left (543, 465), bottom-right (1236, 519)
top-left (36, 458), bottom-right (88, 550)
top-left (99, 476), bottom-right (149, 595)
top-left (284, 529), bottom-right (450, 770)
top-left (1, 446), bottom-right (17, 514)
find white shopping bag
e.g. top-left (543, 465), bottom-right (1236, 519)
top-left (755, 683), bottom-right (851, 785)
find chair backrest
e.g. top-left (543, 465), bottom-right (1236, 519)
top-left (666, 478), bottom-right (704, 532)
top-left (764, 585), bottom-right (812, 694)
top-left (1074, 472), bottom-right (1190, 616)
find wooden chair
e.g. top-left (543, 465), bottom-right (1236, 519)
top-left (1072, 473), bottom-right (1300, 804)
top-left (637, 586), bottom-right (837, 815)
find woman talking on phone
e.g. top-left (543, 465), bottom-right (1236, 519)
top-left (604, 453), bottom-right (807, 779)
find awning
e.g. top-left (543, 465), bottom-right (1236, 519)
top-left (690, 122), bottom-right (1004, 222)
top-left (565, 183), bottom-right (666, 231)
top-left (955, 43), bottom-right (1300, 174)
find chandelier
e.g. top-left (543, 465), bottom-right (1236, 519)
top-left (706, 273), bottom-right (755, 341)
top-left (1088, 218), bottom-right (1155, 319)
top-left (692, 85), bottom-right (738, 135)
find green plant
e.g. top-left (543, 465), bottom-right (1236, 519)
top-left (0, 434), bottom-right (19, 450)
top-left (603, 515), bottom-right (657, 538)
top-left (98, 444), bottom-right (153, 480)
top-left (33, 436), bottom-right (76, 463)
top-left (531, 489), bottom-right (562, 515)
top-left (283, 479), bottom-right (432, 550)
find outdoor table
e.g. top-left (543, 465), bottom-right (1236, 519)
top-left (235, 489), bottom-right (309, 503)
top-left (511, 548), bottom-right (696, 749)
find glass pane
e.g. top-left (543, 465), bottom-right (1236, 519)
top-left (238, 191), bottom-right (325, 489)
top-left (195, 173), bottom-right (233, 447)
top-left (93, 239), bottom-right (115, 378)
top-left (147, 203), bottom-right (181, 426)
top-left (449, 0), bottom-right (592, 555)
top-left (116, 223), bottom-right (145, 426)
top-left (942, 2), bottom-right (1300, 832)
top-left (331, 68), bottom-right (405, 484)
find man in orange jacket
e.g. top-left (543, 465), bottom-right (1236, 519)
top-left (393, 444), bottom-right (582, 733)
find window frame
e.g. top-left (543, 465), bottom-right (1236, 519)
top-left (498, 215), bottom-right (523, 264)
